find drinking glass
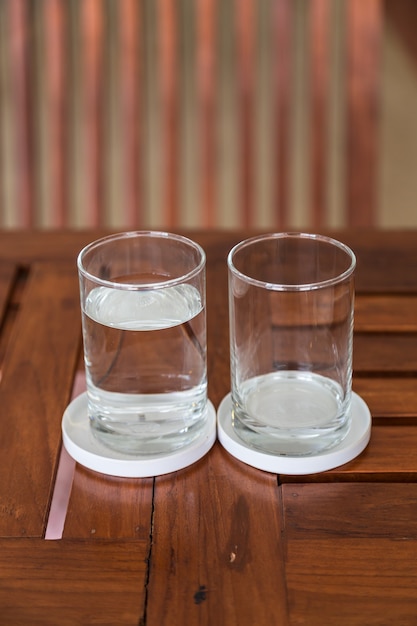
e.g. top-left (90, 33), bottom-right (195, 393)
top-left (78, 231), bottom-right (207, 455)
top-left (228, 232), bottom-right (356, 456)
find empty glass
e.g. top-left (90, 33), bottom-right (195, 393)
top-left (228, 232), bottom-right (356, 456)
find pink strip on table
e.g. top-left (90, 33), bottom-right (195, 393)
top-left (45, 372), bottom-right (86, 540)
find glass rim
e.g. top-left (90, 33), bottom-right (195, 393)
top-left (77, 230), bottom-right (206, 290)
top-left (227, 232), bottom-right (356, 291)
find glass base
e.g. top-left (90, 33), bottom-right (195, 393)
top-left (62, 392), bottom-right (216, 477)
top-left (90, 410), bottom-right (208, 456)
top-left (217, 391), bottom-right (371, 475)
top-left (232, 371), bottom-right (350, 456)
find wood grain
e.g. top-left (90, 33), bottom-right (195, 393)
top-left (0, 538), bottom-right (147, 626)
top-left (1, 230), bottom-right (417, 624)
top-left (283, 482), bottom-right (417, 539)
top-left (64, 466), bottom-right (154, 540)
top-left (147, 444), bottom-right (289, 626)
top-left (0, 262), bottom-right (81, 537)
top-left (281, 425), bottom-right (417, 482)
top-left (284, 482), bottom-right (417, 623)
top-left (353, 377), bottom-right (417, 421)
top-left (355, 294), bottom-right (417, 331)
top-left (286, 538), bottom-right (417, 625)
top-left (0, 262), bottom-right (22, 403)
top-left (354, 333), bottom-right (417, 373)
top-left (0, 261), bottom-right (16, 323)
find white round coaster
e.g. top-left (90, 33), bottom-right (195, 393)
top-left (217, 392), bottom-right (371, 475)
top-left (62, 392), bottom-right (216, 478)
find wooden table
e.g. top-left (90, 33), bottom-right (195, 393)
top-left (2, 229), bottom-right (417, 625)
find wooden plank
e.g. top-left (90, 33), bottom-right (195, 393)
top-left (353, 377), bottom-right (417, 421)
top-left (0, 230), bottom-right (111, 263)
top-left (286, 538), bottom-right (417, 625)
top-left (329, 229), bottom-right (417, 293)
top-left (282, 482), bottom-right (417, 539)
top-left (205, 237), bottom-right (231, 407)
top-left (1, 230), bottom-right (417, 293)
top-left (354, 333), bottom-right (417, 373)
top-left (344, 233), bottom-right (417, 293)
top-left (281, 425), bottom-right (417, 482)
top-left (63, 466), bottom-right (154, 540)
top-left (146, 444), bottom-right (289, 625)
top-left (0, 229), bottom-right (417, 278)
top-left (0, 263), bottom-right (81, 537)
top-left (0, 1), bottom-right (6, 226)
top-left (355, 294), bottom-right (417, 331)
top-left (0, 261), bottom-right (16, 321)
top-left (0, 538), bottom-right (147, 626)
top-left (335, 424), bottom-right (417, 478)
top-left (0, 262), bottom-right (19, 374)
top-left (284, 485), bottom-right (417, 623)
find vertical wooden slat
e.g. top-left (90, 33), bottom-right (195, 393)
top-left (273, 0), bottom-right (292, 228)
top-left (0, 1), bottom-right (385, 231)
top-left (43, 0), bottom-right (67, 228)
top-left (80, 0), bottom-right (104, 227)
top-left (0, 263), bottom-right (81, 537)
top-left (346, 0), bottom-right (383, 227)
top-left (157, 0), bottom-right (179, 228)
top-left (64, 467), bottom-right (154, 540)
top-left (0, 2), bottom-right (8, 226)
top-left (196, 0), bottom-right (217, 228)
top-left (119, 0), bottom-right (142, 228)
top-left (147, 446), bottom-right (289, 625)
top-left (386, 0), bottom-right (417, 64)
top-left (0, 262), bottom-right (18, 375)
top-left (235, 0), bottom-right (256, 228)
top-left (8, 0), bottom-right (33, 228)
top-left (309, 0), bottom-right (330, 228)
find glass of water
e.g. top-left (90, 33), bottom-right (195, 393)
top-left (78, 231), bottom-right (207, 456)
top-left (228, 232), bottom-right (356, 456)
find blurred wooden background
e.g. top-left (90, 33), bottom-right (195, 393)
top-left (0, 0), bottom-right (414, 230)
